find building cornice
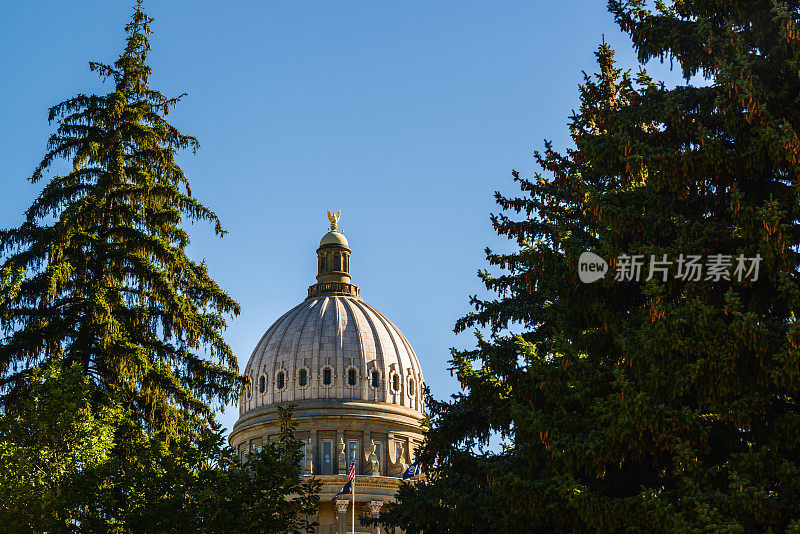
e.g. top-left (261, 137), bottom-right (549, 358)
top-left (230, 399), bottom-right (425, 443)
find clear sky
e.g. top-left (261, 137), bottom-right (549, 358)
top-left (1, 1), bottom-right (688, 435)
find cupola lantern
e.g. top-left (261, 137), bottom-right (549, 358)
top-left (308, 211), bottom-right (360, 298)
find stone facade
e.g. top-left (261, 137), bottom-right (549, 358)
top-left (230, 221), bottom-right (425, 533)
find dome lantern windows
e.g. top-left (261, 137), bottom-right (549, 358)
top-left (316, 249), bottom-right (350, 277)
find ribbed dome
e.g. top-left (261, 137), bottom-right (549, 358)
top-left (239, 294), bottom-right (425, 416)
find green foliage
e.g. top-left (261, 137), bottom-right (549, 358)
top-left (70, 405), bottom-right (320, 534)
top-left (0, 375), bottom-right (320, 534)
top-left (0, 266), bottom-right (23, 314)
top-left (0, 363), bottom-right (117, 532)
top-left (377, 1), bottom-right (800, 532)
top-left (185, 406), bottom-right (322, 534)
top-left (0, 0), bottom-right (241, 436)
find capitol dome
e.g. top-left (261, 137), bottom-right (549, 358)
top-left (230, 212), bottom-right (426, 533)
top-left (238, 295), bottom-right (425, 415)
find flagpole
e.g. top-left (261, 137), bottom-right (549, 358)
top-left (351, 467), bottom-right (355, 534)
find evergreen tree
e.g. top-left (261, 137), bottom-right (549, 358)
top-left (0, 1), bottom-right (241, 436)
top-left (0, 5), bottom-right (324, 531)
top-left (377, 1), bottom-right (800, 532)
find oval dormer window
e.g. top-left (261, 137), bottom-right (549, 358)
top-left (323, 368), bottom-right (332, 386)
top-left (371, 371), bottom-right (379, 388)
top-left (259, 375), bottom-right (266, 394)
top-left (277, 371), bottom-right (285, 390)
top-left (299, 369), bottom-right (308, 387)
top-left (392, 374), bottom-right (399, 392)
top-left (348, 368), bottom-right (356, 386)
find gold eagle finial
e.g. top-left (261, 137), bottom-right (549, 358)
top-left (327, 210), bottom-right (341, 231)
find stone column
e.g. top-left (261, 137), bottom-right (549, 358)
top-left (387, 432), bottom-right (395, 462)
top-left (335, 499), bottom-right (349, 534)
top-left (369, 501), bottom-right (384, 534)
top-left (303, 436), bottom-right (314, 475)
top-left (363, 430), bottom-right (372, 474)
top-left (337, 436), bottom-right (347, 474)
top-left (386, 432), bottom-right (396, 477)
top-left (309, 429), bottom-right (318, 474)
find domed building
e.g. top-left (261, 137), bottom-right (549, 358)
top-left (230, 213), bottom-right (426, 533)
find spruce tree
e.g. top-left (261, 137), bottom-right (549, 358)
top-left (0, 2), bottom-right (240, 436)
top-left (377, 1), bottom-right (800, 532)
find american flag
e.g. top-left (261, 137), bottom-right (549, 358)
top-left (332, 461), bottom-right (357, 501)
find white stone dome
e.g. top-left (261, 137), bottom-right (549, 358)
top-left (238, 222), bottom-right (424, 418)
top-left (239, 295), bottom-right (425, 416)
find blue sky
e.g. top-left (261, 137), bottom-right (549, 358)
top-left (1, 1), bottom-right (689, 434)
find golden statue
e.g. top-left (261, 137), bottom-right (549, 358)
top-left (327, 210), bottom-right (341, 231)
